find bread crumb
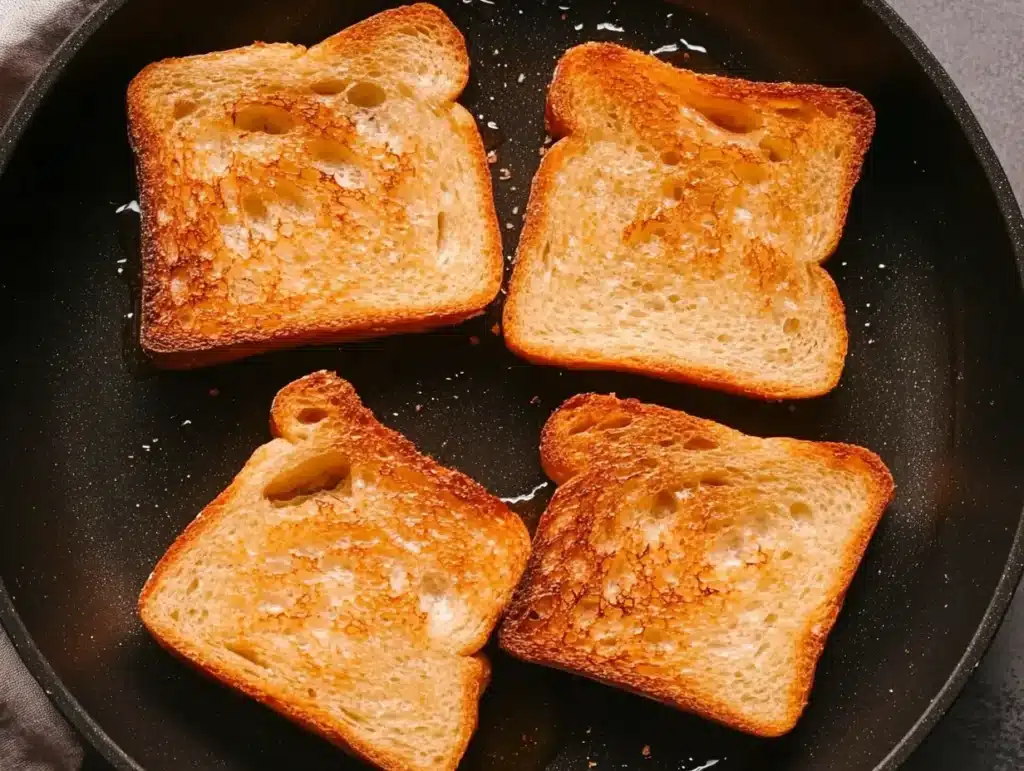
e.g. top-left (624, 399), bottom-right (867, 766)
top-left (498, 167), bottom-right (512, 180)
top-left (469, 336), bottom-right (480, 345)
top-left (487, 150), bottom-right (498, 164)
top-left (506, 222), bottom-right (515, 230)
top-left (181, 419), bottom-right (192, 426)
top-left (588, 763), bottom-right (597, 769)
top-left (490, 323), bottom-right (501, 336)
top-left (415, 404), bottom-right (423, 412)
top-left (642, 745), bottom-right (651, 757)
top-left (209, 388), bottom-right (220, 397)
top-left (530, 395), bottom-right (541, 405)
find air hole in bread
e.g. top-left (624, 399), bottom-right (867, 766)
top-left (717, 333), bottom-right (731, 343)
top-left (597, 415), bottom-right (632, 430)
top-left (308, 138), bottom-right (357, 167)
top-left (307, 688), bottom-right (317, 698)
top-left (780, 550), bottom-right (794, 560)
top-left (701, 473), bottom-right (730, 487)
top-left (224, 641), bottom-right (268, 668)
top-left (759, 135), bottom-right (793, 162)
top-left (310, 77), bottom-right (348, 95)
top-left (790, 501), bottom-right (812, 520)
top-left (233, 104), bottom-right (295, 135)
top-left (297, 407), bottom-right (328, 424)
top-left (668, 293), bottom-right (681, 303)
top-left (436, 211), bottom-right (448, 253)
top-left (661, 149), bottom-right (681, 165)
top-left (783, 318), bottom-right (801, 335)
top-left (683, 435), bottom-right (718, 451)
top-left (688, 96), bottom-right (764, 134)
top-left (832, 145), bottom-right (843, 159)
top-left (338, 707), bottom-right (366, 724)
top-left (173, 99), bottom-right (198, 119)
top-left (658, 438), bottom-right (676, 447)
top-left (421, 571), bottom-right (449, 598)
top-left (776, 103), bottom-right (817, 122)
top-left (765, 613), bottom-right (779, 626)
top-left (568, 417), bottom-right (597, 435)
top-left (347, 81), bottom-right (387, 108)
top-left (264, 451), bottom-right (352, 504)
top-left (186, 578), bottom-right (200, 595)
top-left (396, 82), bottom-right (414, 99)
top-left (651, 490), bottom-right (678, 518)
top-left (242, 192), bottom-right (268, 220)
top-left (527, 609), bottom-right (540, 620)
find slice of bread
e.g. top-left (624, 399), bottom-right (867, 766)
top-left (500, 394), bottom-right (893, 736)
top-left (139, 372), bottom-right (530, 771)
top-left (503, 43), bottom-right (875, 399)
top-left (127, 4), bottom-right (502, 368)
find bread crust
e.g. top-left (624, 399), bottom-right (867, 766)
top-left (127, 4), bottom-right (502, 369)
top-left (501, 393), bottom-right (894, 736)
top-left (139, 371), bottom-right (530, 771)
top-left (504, 43), bottom-right (875, 399)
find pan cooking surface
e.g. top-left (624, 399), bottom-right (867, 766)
top-left (0, 1), bottom-right (1022, 770)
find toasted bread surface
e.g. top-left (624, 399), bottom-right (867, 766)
top-left (503, 43), bottom-right (875, 398)
top-left (501, 394), bottom-right (893, 735)
top-left (128, 4), bottom-right (502, 367)
top-left (139, 371), bottom-right (530, 771)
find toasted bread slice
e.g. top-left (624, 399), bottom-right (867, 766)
top-left (501, 394), bottom-right (893, 736)
top-left (127, 4), bottom-right (502, 368)
top-left (503, 43), bottom-right (875, 398)
top-left (139, 372), bottom-right (530, 771)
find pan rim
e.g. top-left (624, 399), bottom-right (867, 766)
top-left (0, 1), bottom-right (1021, 770)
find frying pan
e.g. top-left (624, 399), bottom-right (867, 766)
top-left (1, 0), bottom-right (1022, 770)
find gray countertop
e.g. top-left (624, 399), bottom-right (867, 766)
top-left (3, 0), bottom-right (1024, 769)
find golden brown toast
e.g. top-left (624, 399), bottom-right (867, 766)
top-left (501, 394), bottom-right (893, 736)
top-left (503, 43), bottom-right (875, 398)
top-left (127, 5), bottom-right (502, 367)
top-left (139, 372), bottom-right (530, 771)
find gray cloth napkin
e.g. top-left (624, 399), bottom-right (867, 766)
top-left (0, 12), bottom-right (99, 771)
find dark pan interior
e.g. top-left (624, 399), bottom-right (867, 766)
top-left (1, 1), bottom-right (1023, 770)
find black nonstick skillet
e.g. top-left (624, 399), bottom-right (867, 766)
top-left (1, 1), bottom-right (1022, 770)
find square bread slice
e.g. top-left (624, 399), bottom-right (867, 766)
top-left (127, 4), bottom-right (502, 367)
top-left (139, 372), bottom-right (530, 771)
top-left (500, 394), bottom-right (893, 736)
top-left (503, 43), bottom-right (875, 398)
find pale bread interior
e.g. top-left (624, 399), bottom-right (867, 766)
top-left (140, 372), bottom-right (530, 771)
top-left (128, 4), bottom-right (500, 359)
top-left (505, 44), bottom-right (875, 398)
top-left (501, 394), bottom-right (893, 735)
